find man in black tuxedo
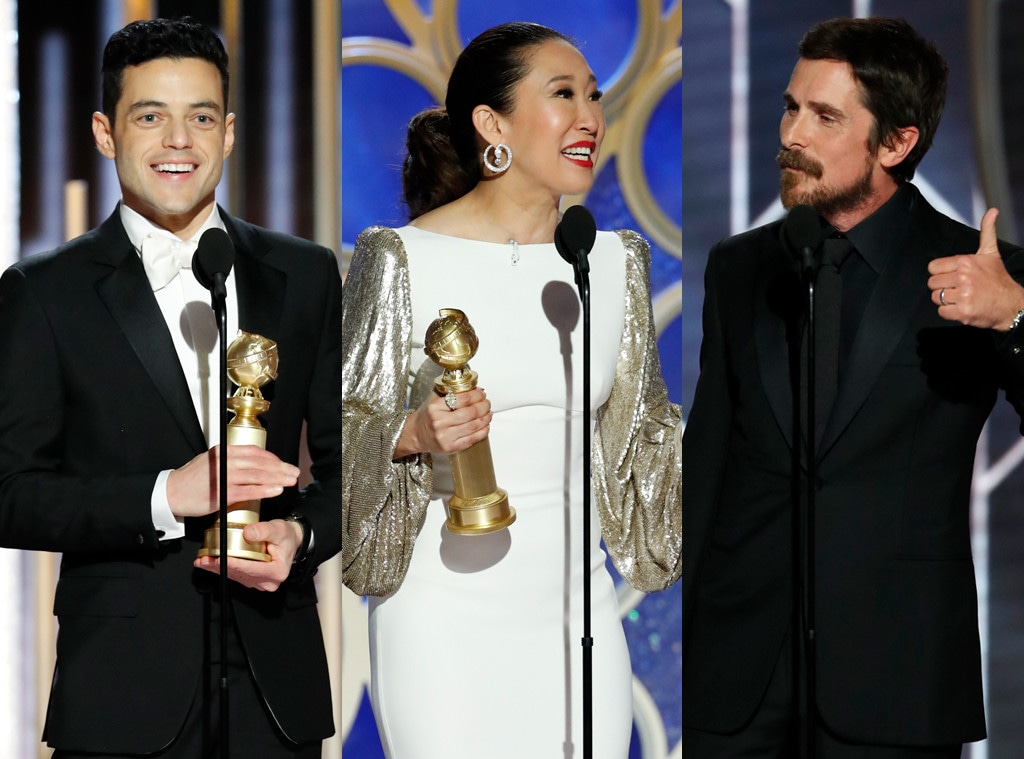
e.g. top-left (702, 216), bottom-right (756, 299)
top-left (0, 18), bottom-right (341, 758)
top-left (682, 17), bottom-right (1024, 757)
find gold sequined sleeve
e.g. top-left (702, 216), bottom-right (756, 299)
top-left (342, 226), bottom-right (431, 597)
top-left (592, 230), bottom-right (683, 592)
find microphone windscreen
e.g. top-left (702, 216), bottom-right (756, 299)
top-left (192, 228), bottom-right (235, 291)
top-left (781, 204), bottom-right (822, 256)
top-left (555, 205), bottom-right (597, 266)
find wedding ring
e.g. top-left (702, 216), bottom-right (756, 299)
top-left (444, 391), bottom-right (457, 411)
top-left (939, 288), bottom-right (947, 306)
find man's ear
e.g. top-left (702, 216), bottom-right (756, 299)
top-left (879, 125), bottom-right (920, 169)
top-left (92, 112), bottom-right (116, 159)
top-left (223, 112), bottom-right (236, 159)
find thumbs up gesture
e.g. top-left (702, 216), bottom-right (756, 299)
top-left (927, 208), bottom-right (1024, 331)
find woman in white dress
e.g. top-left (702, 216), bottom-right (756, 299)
top-left (342, 22), bottom-right (682, 758)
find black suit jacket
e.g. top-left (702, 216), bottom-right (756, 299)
top-left (681, 186), bottom-right (1024, 745)
top-left (0, 208), bottom-right (342, 753)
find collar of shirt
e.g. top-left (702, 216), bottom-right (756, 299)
top-left (120, 201), bottom-right (228, 255)
top-left (837, 182), bottom-right (915, 275)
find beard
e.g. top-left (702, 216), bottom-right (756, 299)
top-left (777, 147), bottom-right (876, 218)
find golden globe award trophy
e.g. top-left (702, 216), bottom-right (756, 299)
top-left (425, 308), bottom-right (516, 535)
top-left (197, 331), bottom-right (278, 561)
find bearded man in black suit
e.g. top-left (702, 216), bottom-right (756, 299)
top-left (682, 17), bottom-right (1024, 758)
top-left (0, 17), bottom-right (341, 758)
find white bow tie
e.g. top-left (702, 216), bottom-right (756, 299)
top-left (141, 234), bottom-right (199, 291)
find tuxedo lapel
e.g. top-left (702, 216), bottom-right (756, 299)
top-left (222, 212), bottom-right (286, 410)
top-left (91, 212), bottom-right (207, 452)
top-left (755, 227), bottom-right (805, 451)
top-left (223, 211), bottom-right (286, 343)
top-left (818, 194), bottom-right (931, 454)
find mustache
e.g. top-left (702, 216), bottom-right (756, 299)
top-left (777, 148), bottom-right (823, 179)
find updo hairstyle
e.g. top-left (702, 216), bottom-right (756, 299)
top-left (402, 22), bottom-right (574, 220)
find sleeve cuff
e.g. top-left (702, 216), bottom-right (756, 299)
top-left (151, 469), bottom-right (185, 541)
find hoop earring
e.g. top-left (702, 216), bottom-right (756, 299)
top-left (483, 143), bottom-right (512, 174)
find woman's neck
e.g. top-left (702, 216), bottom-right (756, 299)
top-left (412, 181), bottom-right (562, 244)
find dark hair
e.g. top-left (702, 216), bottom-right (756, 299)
top-left (101, 16), bottom-right (230, 124)
top-left (799, 17), bottom-right (948, 182)
top-left (402, 22), bottom-right (574, 220)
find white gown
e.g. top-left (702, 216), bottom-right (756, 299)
top-left (368, 227), bottom-right (633, 758)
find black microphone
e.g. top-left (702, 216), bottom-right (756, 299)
top-left (555, 205), bottom-right (597, 289)
top-left (781, 204), bottom-right (823, 278)
top-left (192, 228), bottom-right (235, 302)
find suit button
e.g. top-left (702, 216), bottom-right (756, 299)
top-left (135, 533), bottom-right (145, 545)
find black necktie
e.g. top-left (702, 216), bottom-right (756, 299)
top-left (812, 236), bottom-right (852, 442)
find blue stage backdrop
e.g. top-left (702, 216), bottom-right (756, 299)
top-left (340, 1), bottom-right (682, 757)
top-left (684, 2), bottom-right (1024, 757)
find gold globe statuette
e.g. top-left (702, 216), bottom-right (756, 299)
top-left (424, 308), bottom-right (515, 535)
top-left (197, 331), bottom-right (278, 561)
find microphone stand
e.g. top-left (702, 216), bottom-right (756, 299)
top-left (192, 229), bottom-right (235, 758)
top-left (211, 285), bottom-right (230, 759)
top-left (578, 261), bottom-right (593, 759)
top-left (798, 247), bottom-right (817, 759)
top-left (555, 205), bottom-right (597, 759)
